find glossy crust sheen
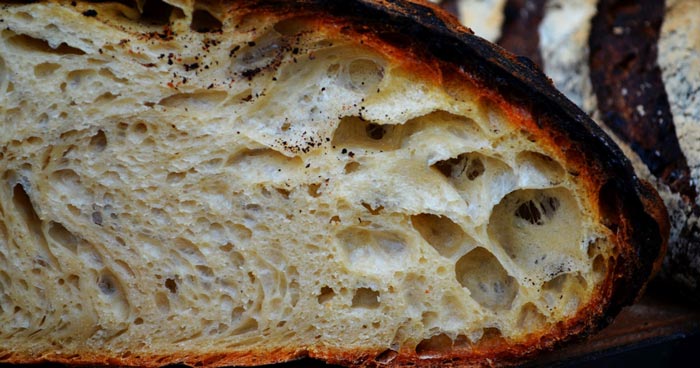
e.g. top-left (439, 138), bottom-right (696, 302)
top-left (3, 0), bottom-right (668, 367)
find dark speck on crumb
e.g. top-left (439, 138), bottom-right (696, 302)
top-left (82, 9), bottom-right (97, 17)
top-left (184, 63), bottom-right (199, 71)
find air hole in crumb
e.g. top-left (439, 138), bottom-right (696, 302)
top-left (421, 311), bottom-right (438, 329)
top-left (593, 255), bottom-right (607, 277)
top-left (12, 183), bottom-right (44, 241)
top-left (433, 153), bottom-right (485, 180)
top-left (190, 9), bottom-right (222, 32)
top-left (479, 327), bottom-right (506, 347)
top-left (196, 265), bottom-right (214, 278)
top-left (134, 317), bottom-right (144, 325)
top-left (317, 286), bottom-right (335, 304)
top-left (275, 187), bottom-right (291, 199)
top-left (346, 58), bottom-right (384, 91)
top-left (155, 292), bottom-right (170, 312)
top-left (361, 202), bottom-right (384, 215)
top-left (48, 221), bottom-right (78, 253)
top-left (332, 116), bottom-right (402, 151)
top-left (490, 188), bottom-right (581, 276)
top-left (516, 151), bottom-right (565, 185)
top-left (338, 228), bottom-right (407, 272)
top-left (307, 183), bottom-right (322, 197)
top-left (202, 157), bottom-right (223, 170)
top-left (365, 123), bottom-right (386, 140)
top-left (158, 90), bottom-right (228, 108)
top-left (166, 172), bottom-right (187, 183)
top-left (351, 288), bottom-right (380, 308)
top-left (541, 273), bottom-right (586, 313)
top-left (375, 349), bottom-right (398, 364)
top-left (133, 122), bottom-right (148, 135)
top-left (516, 303), bottom-right (546, 331)
top-left (327, 63), bottom-right (340, 76)
top-left (456, 248), bottom-right (517, 310)
top-left (411, 214), bottom-right (469, 258)
top-left (415, 333), bottom-right (453, 358)
top-left (273, 17), bottom-right (309, 36)
top-left (141, 0), bottom-right (174, 25)
top-left (598, 180), bottom-right (621, 232)
top-left (33, 62), bottom-right (60, 77)
top-left (515, 196), bottom-right (560, 225)
top-left (8, 33), bottom-right (85, 55)
top-left (92, 211), bottom-right (103, 226)
top-left (164, 278), bottom-right (177, 293)
top-left (97, 273), bottom-right (116, 295)
top-left (344, 161), bottom-right (361, 173)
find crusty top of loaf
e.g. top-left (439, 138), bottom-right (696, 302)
top-left (0, 1), bottom-right (667, 367)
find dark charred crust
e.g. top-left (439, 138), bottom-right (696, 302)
top-left (589, 0), bottom-right (696, 200)
top-left (497, 0), bottom-right (546, 67)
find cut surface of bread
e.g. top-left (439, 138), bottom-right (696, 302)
top-left (0, 0), bottom-right (668, 367)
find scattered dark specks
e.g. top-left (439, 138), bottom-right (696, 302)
top-left (82, 9), bottom-right (97, 17)
top-left (248, 41), bottom-right (256, 47)
top-left (184, 62), bottom-right (199, 71)
top-left (241, 68), bottom-right (261, 80)
top-left (341, 148), bottom-right (347, 154)
top-left (229, 45), bottom-right (240, 57)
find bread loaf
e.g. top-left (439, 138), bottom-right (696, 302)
top-left (438, 0), bottom-right (700, 303)
top-left (0, 0), bottom-right (667, 366)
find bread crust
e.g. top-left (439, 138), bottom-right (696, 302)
top-left (496, 0), bottom-right (546, 67)
top-left (0, 0), bottom-right (668, 366)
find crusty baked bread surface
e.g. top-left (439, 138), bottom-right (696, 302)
top-left (0, 0), bottom-right (667, 366)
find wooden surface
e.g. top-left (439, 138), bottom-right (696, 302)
top-left (529, 282), bottom-right (700, 366)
